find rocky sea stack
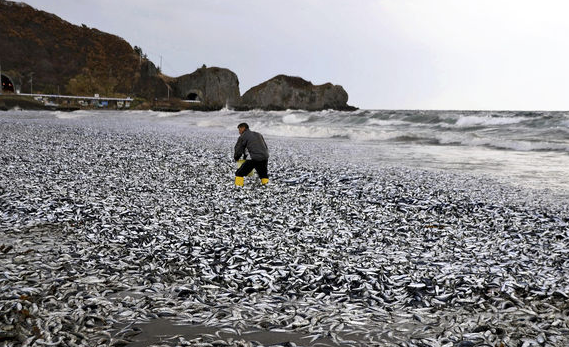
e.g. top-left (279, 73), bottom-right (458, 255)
top-left (239, 75), bottom-right (355, 111)
top-left (173, 66), bottom-right (240, 110)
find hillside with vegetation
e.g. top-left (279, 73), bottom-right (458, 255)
top-left (0, 0), bottom-right (165, 99)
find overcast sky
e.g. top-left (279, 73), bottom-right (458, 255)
top-left (21, 0), bottom-right (569, 110)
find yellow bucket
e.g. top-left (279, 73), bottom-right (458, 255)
top-left (237, 160), bottom-right (255, 177)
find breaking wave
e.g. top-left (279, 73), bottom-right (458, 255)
top-left (210, 109), bottom-right (569, 153)
top-left (48, 108), bottom-right (568, 153)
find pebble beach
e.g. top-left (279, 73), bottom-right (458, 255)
top-left (1, 111), bottom-right (568, 347)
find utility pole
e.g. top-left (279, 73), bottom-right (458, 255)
top-left (29, 72), bottom-right (34, 94)
top-left (160, 55), bottom-right (162, 73)
top-left (0, 59), bottom-right (3, 95)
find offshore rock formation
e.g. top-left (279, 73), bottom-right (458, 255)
top-left (239, 75), bottom-right (355, 111)
top-left (173, 66), bottom-right (240, 109)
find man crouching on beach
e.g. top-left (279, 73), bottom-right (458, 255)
top-left (234, 123), bottom-right (269, 187)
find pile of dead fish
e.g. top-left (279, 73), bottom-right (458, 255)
top-left (1, 112), bottom-right (568, 347)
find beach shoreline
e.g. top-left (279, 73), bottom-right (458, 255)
top-left (1, 111), bottom-right (568, 347)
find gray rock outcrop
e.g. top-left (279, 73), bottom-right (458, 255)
top-left (173, 66), bottom-right (240, 109)
top-left (239, 75), bottom-right (354, 111)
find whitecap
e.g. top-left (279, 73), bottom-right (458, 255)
top-left (282, 113), bottom-right (310, 124)
top-left (156, 112), bottom-right (179, 118)
top-left (455, 115), bottom-right (527, 127)
top-left (365, 119), bottom-right (409, 127)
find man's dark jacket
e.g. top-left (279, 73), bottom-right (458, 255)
top-left (234, 129), bottom-right (269, 161)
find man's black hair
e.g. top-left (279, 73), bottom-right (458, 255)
top-left (237, 123), bottom-right (249, 129)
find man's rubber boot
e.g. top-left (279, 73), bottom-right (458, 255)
top-left (261, 178), bottom-right (269, 185)
top-left (235, 176), bottom-right (244, 187)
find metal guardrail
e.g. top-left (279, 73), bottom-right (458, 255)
top-left (17, 93), bottom-right (133, 101)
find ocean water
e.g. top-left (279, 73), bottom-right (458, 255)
top-left (13, 108), bottom-right (569, 197)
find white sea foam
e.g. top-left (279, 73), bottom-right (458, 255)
top-left (454, 115), bottom-right (527, 127)
top-left (196, 119), bottom-right (234, 129)
top-left (54, 110), bottom-right (93, 119)
top-left (263, 124), bottom-right (344, 139)
top-left (365, 118), bottom-right (409, 127)
top-left (156, 112), bottom-right (179, 118)
top-left (436, 132), bottom-right (568, 152)
top-left (345, 128), bottom-right (398, 142)
top-left (282, 113), bottom-right (310, 124)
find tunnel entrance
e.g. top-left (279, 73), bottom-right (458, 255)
top-left (1, 74), bottom-right (15, 93)
top-left (186, 92), bottom-right (201, 102)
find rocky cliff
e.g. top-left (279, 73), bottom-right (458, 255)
top-left (0, 1), bottom-right (239, 107)
top-left (239, 75), bottom-right (354, 111)
top-left (173, 66), bottom-right (240, 109)
top-left (0, 0), bottom-right (166, 98)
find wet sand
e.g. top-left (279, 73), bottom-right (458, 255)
top-left (125, 319), bottom-right (341, 347)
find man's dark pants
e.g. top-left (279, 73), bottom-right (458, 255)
top-left (235, 159), bottom-right (269, 179)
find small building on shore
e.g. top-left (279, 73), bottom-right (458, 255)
top-left (18, 93), bottom-right (133, 110)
